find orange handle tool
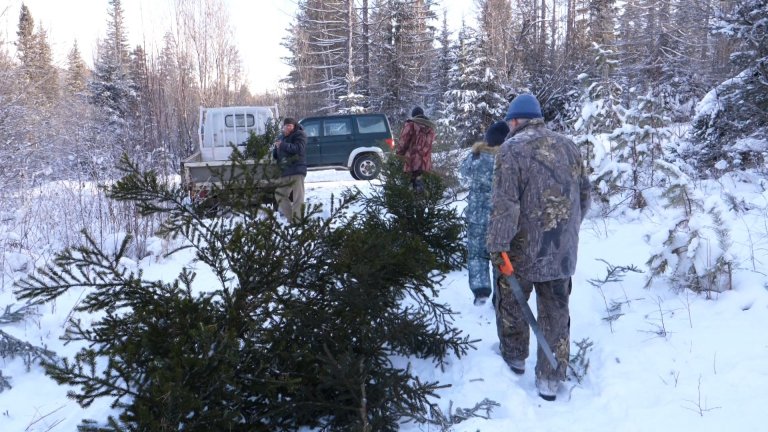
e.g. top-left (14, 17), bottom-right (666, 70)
top-left (499, 252), bottom-right (514, 276)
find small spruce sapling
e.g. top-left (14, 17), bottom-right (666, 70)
top-left (587, 259), bottom-right (643, 331)
top-left (645, 160), bottom-right (735, 294)
top-left (364, 156), bottom-right (466, 273)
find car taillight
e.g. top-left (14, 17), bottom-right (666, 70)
top-left (385, 138), bottom-right (394, 150)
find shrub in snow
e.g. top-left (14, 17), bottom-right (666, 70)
top-left (592, 91), bottom-right (672, 210)
top-left (14, 153), bottom-right (473, 430)
top-left (687, 69), bottom-right (768, 172)
top-left (686, 1), bottom-right (768, 173)
top-left (568, 69), bottom-right (622, 210)
top-left (644, 161), bottom-right (735, 294)
top-left (568, 338), bottom-right (595, 384)
top-left (0, 304), bottom-right (56, 393)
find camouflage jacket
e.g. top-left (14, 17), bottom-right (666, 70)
top-left (460, 141), bottom-right (498, 226)
top-left (397, 116), bottom-right (436, 173)
top-left (486, 119), bottom-right (591, 281)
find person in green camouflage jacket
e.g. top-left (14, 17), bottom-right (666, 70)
top-left (459, 121), bottom-right (509, 306)
top-left (486, 93), bottom-right (591, 401)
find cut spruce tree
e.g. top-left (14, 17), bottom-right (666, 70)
top-left (15, 149), bottom-right (473, 431)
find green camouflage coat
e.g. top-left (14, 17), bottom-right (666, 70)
top-left (486, 119), bottom-right (591, 282)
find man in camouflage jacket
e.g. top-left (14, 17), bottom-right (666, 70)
top-left (486, 94), bottom-right (591, 401)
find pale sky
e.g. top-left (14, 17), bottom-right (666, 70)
top-left (2, 0), bottom-right (476, 93)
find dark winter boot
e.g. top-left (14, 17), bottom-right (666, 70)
top-left (472, 288), bottom-right (492, 306)
top-left (506, 359), bottom-right (525, 375)
top-left (473, 296), bottom-right (489, 306)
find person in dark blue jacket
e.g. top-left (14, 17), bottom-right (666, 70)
top-left (459, 120), bottom-right (510, 306)
top-left (272, 117), bottom-right (307, 221)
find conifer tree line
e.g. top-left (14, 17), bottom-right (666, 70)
top-left (0, 0), bottom-right (764, 198)
top-left (0, 0), bottom-right (273, 199)
top-left (282, 0), bottom-right (765, 161)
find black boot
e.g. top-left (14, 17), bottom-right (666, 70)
top-left (472, 288), bottom-right (491, 306)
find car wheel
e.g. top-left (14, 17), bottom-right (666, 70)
top-left (352, 154), bottom-right (381, 180)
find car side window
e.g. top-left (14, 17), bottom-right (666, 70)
top-left (302, 121), bottom-right (321, 137)
top-left (356, 116), bottom-right (386, 134)
top-left (324, 119), bottom-right (352, 136)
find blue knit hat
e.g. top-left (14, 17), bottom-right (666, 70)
top-left (411, 106), bottom-right (424, 117)
top-left (504, 93), bottom-right (542, 121)
top-left (484, 120), bottom-right (510, 147)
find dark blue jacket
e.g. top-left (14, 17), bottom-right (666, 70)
top-left (273, 124), bottom-right (307, 177)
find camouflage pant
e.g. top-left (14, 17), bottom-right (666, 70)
top-left (494, 275), bottom-right (571, 382)
top-left (466, 222), bottom-right (494, 297)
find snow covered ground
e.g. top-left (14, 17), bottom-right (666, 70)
top-left (1, 168), bottom-right (767, 431)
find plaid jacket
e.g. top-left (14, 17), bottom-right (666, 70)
top-left (397, 116), bottom-right (436, 173)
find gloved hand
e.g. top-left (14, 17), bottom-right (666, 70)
top-left (490, 252), bottom-right (509, 272)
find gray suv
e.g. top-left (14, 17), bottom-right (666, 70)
top-left (299, 113), bottom-right (394, 180)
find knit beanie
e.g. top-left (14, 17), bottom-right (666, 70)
top-left (504, 93), bottom-right (543, 121)
top-left (283, 117), bottom-right (298, 126)
top-left (484, 120), bottom-right (510, 147)
top-left (411, 106), bottom-right (424, 117)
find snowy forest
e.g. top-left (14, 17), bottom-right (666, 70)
top-left (1, 0), bottom-right (767, 430)
top-left (1, 0), bottom-right (765, 185)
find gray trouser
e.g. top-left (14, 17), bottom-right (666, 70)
top-left (495, 275), bottom-right (571, 382)
top-left (276, 174), bottom-right (305, 220)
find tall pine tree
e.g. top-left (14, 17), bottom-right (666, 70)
top-left (34, 27), bottom-right (58, 103)
top-left (370, 0), bottom-right (437, 122)
top-left (440, 24), bottom-right (506, 148)
top-left (15, 3), bottom-right (36, 86)
top-left (16, 5), bottom-right (58, 105)
top-left (88, 0), bottom-right (137, 161)
top-left (65, 41), bottom-right (88, 96)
